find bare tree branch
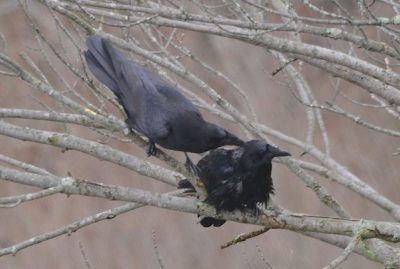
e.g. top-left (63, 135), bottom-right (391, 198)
top-left (1, 1), bottom-right (400, 267)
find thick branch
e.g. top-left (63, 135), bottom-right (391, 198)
top-left (0, 121), bottom-right (182, 186)
top-left (1, 166), bottom-right (400, 244)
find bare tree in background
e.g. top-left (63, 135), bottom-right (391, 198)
top-left (1, 0), bottom-right (400, 268)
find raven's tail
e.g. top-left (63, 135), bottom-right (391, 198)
top-left (84, 36), bottom-right (125, 98)
top-left (178, 179), bottom-right (226, 227)
top-left (199, 217), bottom-right (226, 227)
top-left (177, 179), bottom-right (196, 192)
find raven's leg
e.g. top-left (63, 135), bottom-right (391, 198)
top-left (254, 202), bottom-right (265, 217)
top-left (184, 152), bottom-right (200, 176)
top-left (256, 202), bottom-right (279, 219)
top-left (146, 141), bottom-right (157, 157)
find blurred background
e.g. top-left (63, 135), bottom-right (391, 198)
top-left (0, 1), bottom-right (399, 268)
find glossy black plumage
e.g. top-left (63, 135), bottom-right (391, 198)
top-left (179, 140), bottom-right (290, 227)
top-left (84, 36), bottom-right (243, 156)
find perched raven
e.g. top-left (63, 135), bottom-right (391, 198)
top-left (179, 140), bottom-right (290, 227)
top-left (84, 36), bottom-right (243, 160)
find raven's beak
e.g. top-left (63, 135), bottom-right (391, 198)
top-left (269, 146), bottom-right (291, 158)
top-left (225, 131), bottom-right (245, 146)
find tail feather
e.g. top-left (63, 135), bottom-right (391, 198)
top-left (84, 36), bottom-right (153, 123)
top-left (177, 180), bottom-right (226, 227)
top-left (84, 36), bottom-right (123, 96)
top-left (200, 217), bottom-right (226, 227)
top-left (86, 37), bottom-right (115, 77)
top-left (177, 179), bottom-right (196, 193)
top-left (84, 50), bottom-right (119, 93)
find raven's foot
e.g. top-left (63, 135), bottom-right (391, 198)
top-left (256, 202), bottom-right (265, 212)
top-left (146, 142), bottom-right (157, 157)
top-left (184, 152), bottom-right (200, 176)
top-left (259, 207), bottom-right (279, 218)
top-left (177, 179), bottom-right (196, 193)
top-left (254, 202), bottom-right (278, 219)
top-left (256, 202), bottom-right (280, 225)
top-left (248, 202), bottom-right (264, 218)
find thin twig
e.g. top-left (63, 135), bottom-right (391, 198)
top-left (0, 185), bottom-right (64, 208)
top-left (221, 227), bottom-right (270, 249)
top-left (322, 220), bottom-right (365, 269)
top-left (0, 189), bottom-right (185, 257)
top-left (0, 153), bottom-right (53, 176)
top-left (78, 241), bottom-right (93, 269)
top-left (152, 230), bottom-right (166, 269)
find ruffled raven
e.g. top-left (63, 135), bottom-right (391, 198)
top-left (179, 140), bottom-right (290, 227)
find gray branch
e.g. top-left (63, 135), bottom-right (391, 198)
top-left (0, 120), bottom-right (182, 186)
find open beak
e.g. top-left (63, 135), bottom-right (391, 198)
top-left (269, 146), bottom-right (291, 158)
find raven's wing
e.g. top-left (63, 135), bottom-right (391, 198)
top-left (122, 60), bottom-right (204, 139)
top-left (205, 181), bottom-right (243, 211)
top-left (156, 82), bottom-right (202, 116)
top-left (197, 149), bottom-right (241, 224)
top-left (136, 64), bottom-right (201, 115)
top-left (198, 148), bottom-right (250, 211)
top-left (85, 37), bottom-right (170, 139)
top-left (117, 60), bottom-right (172, 139)
top-left (240, 163), bottom-right (274, 210)
top-left (197, 149), bottom-right (235, 190)
top-left (138, 67), bottom-right (205, 135)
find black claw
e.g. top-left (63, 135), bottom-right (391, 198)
top-left (253, 207), bottom-right (261, 218)
top-left (252, 202), bottom-right (265, 217)
top-left (147, 142), bottom-right (157, 157)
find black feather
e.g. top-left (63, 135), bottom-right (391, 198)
top-left (84, 36), bottom-right (243, 156)
top-left (196, 140), bottom-right (290, 227)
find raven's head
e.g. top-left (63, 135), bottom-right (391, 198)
top-left (239, 140), bottom-right (290, 169)
top-left (210, 125), bottom-right (244, 148)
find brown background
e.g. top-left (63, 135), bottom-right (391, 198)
top-left (0, 1), bottom-right (398, 268)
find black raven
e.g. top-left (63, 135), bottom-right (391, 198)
top-left (179, 140), bottom-right (290, 227)
top-left (84, 36), bottom-right (243, 162)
